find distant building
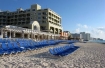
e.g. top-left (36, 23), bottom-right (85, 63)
top-left (63, 31), bottom-right (71, 36)
top-left (72, 33), bottom-right (82, 39)
top-left (85, 33), bottom-right (90, 40)
top-left (80, 32), bottom-right (90, 41)
top-left (80, 32), bottom-right (86, 39)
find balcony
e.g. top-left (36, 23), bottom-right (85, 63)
top-left (19, 11), bottom-right (26, 14)
top-left (0, 16), bottom-right (7, 19)
top-left (42, 12), bottom-right (47, 15)
top-left (27, 14), bottom-right (30, 17)
top-left (42, 16), bottom-right (47, 19)
top-left (49, 12), bottom-right (51, 16)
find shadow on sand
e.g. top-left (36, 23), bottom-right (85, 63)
top-left (27, 46), bottom-right (80, 59)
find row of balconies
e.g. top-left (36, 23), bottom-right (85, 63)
top-left (48, 15), bottom-right (60, 21)
top-left (7, 16), bottom-right (30, 19)
top-left (0, 21), bottom-right (30, 25)
top-left (37, 16), bottom-right (48, 19)
top-left (7, 11), bottom-right (47, 16)
top-left (7, 20), bottom-right (30, 23)
top-left (7, 12), bottom-right (30, 16)
top-left (0, 16), bottom-right (7, 18)
top-left (0, 21), bottom-right (6, 23)
top-left (49, 21), bottom-right (61, 27)
top-left (49, 21), bottom-right (61, 26)
top-left (7, 11), bottom-right (30, 15)
top-left (11, 11), bottom-right (47, 16)
top-left (0, 13), bottom-right (60, 23)
top-left (8, 16), bottom-right (47, 20)
top-left (48, 17), bottom-right (60, 23)
top-left (0, 19), bottom-right (7, 22)
top-left (37, 12), bottom-right (47, 15)
top-left (0, 18), bottom-right (6, 20)
top-left (48, 12), bottom-right (60, 20)
top-left (38, 20), bottom-right (61, 27)
top-left (7, 17), bottom-right (30, 20)
top-left (7, 14), bottom-right (30, 18)
top-left (7, 18), bottom-right (30, 21)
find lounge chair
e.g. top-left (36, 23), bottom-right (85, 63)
top-left (1, 43), bottom-right (13, 55)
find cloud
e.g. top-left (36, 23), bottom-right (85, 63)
top-left (77, 24), bottom-right (88, 28)
top-left (75, 24), bottom-right (105, 40)
top-left (77, 24), bottom-right (82, 27)
top-left (97, 27), bottom-right (105, 31)
top-left (91, 28), bottom-right (105, 39)
top-left (75, 28), bottom-right (80, 33)
top-left (83, 25), bottom-right (88, 28)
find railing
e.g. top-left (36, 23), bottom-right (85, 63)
top-left (3, 26), bottom-right (60, 36)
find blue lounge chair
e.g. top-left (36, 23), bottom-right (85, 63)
top-left (13, 42), bottom-right (25, 52)
top-left (49, 49), bottom-right (57, 55)
top-left (53, 47), bottom-right (66, 55)
top-left (8, 43), bottom-right (19, 53)
top-left (18, 42), bottom-right (29, 51)
top-left (29, 42), bottom-right (36, 50)
top-left (1, 43), bottom-right (13, 54)
top-left (0, 44), bottom-right (6, 55)
top-left (23, 42), bottom-right (32, 50)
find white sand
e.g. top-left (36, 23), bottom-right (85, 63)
top-left (0, 42), bottom-right (105, 68)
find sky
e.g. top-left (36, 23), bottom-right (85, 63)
top-left (0, 0), bottom-right (105, 39)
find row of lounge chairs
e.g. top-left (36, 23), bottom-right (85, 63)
top-left (49, 44), bottom-right (79, 56)
top-left (0, 38), bottom-right (78, 56)
top-left (0, 39), bottom-right (68, 55)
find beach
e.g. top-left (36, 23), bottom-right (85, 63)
top-left (0, 42), bottom-right (105, 68)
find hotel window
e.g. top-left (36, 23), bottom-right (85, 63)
top-left (38, 13), bottom-right (41, 15)
top-left (32, 9), bottom-right (35, 11)
top-left (27, 9), bottom-right (30, 12)
top-left (42, 21), bottom-right (47, 23)
top-left (42, 16), bottom-right (47, 19)
top-left (38, 17), bottom-right (41, 19)
top-left (42, 12), bottom-right (47, 15)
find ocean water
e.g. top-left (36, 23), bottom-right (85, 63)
top-left (89, 40), bottom-right (105, 44)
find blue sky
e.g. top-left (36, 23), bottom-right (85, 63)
top-left (0, 0), bottom-right (105, 39)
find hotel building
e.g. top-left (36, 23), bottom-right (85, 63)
top-left (80, 32), bottom-right (90, 41)
top-left (0, 4), bottom-right (63, 34)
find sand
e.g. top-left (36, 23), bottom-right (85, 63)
top-left (0, 42), bottom-right (105, 68)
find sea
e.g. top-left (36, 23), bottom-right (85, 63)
top-left (88, 40), bottom-right (105, 44)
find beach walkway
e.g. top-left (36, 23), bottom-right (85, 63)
top-left (0, 42), bottom-right (105, 68)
